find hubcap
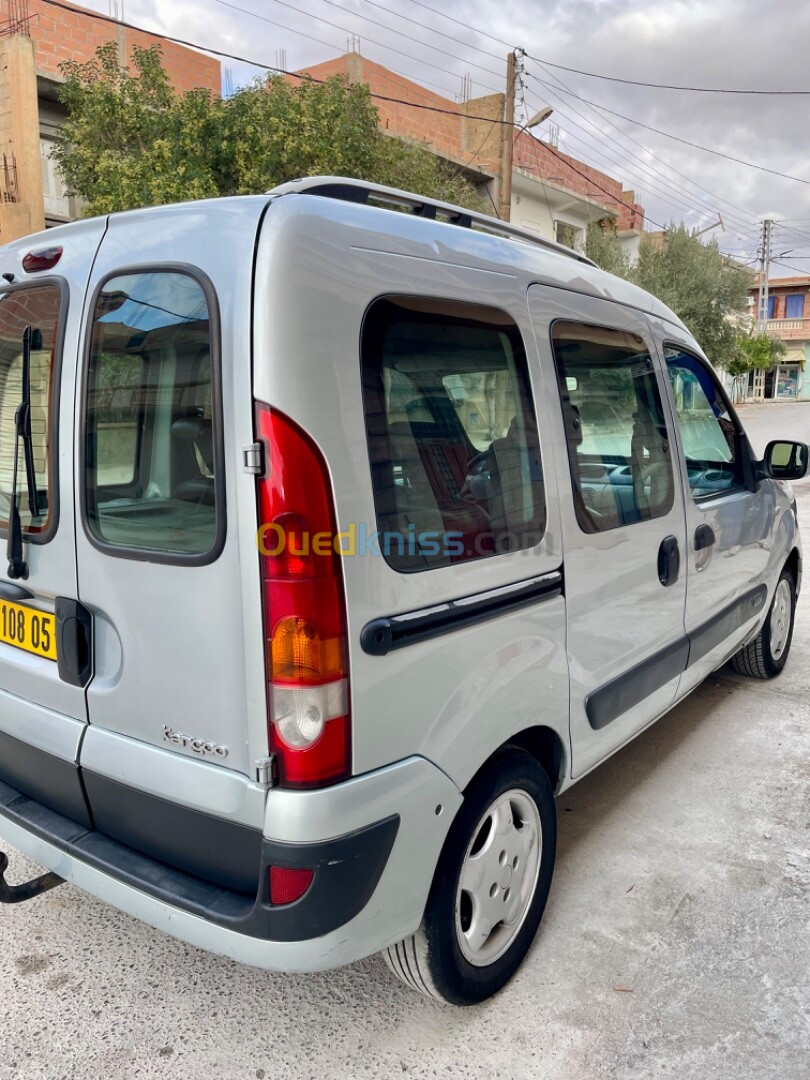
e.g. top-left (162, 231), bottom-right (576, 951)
top-left (454, 789), bottom-right (542, 967)
top-left (769, 578), bottom-right (793, 661)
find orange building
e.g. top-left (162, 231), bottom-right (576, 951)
top-left (297, 52), bottom-right (644, 252)
top-left (0, 0), bottom-right (220, 243)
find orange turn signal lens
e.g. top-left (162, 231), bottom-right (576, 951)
top-left (270, 616), bottom-right (343, 683)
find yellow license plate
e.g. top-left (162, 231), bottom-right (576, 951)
top-left (0, 599), bottom-right (57, 661)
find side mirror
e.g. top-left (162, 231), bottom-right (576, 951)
top-left (763, 440), bottom-right (809, 481)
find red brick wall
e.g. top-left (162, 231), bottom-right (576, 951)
top-left (23, 0), bottom-right (220, 94)
top-left (749, 280), bottom-right (810, 319)
top-left (296, 54), bottom-right (643, 230)
top-left (297, 55), bottom-right (468, 160)
top-left (514, 132), bottom-right (644, 232)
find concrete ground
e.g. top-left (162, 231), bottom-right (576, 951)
top-left (1, 404), bottom-right (808, 1080)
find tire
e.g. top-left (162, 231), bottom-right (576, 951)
top-left (731, 566), bottom-right (796, 679)
top-left (384, 749), bottom-right (556, 1005)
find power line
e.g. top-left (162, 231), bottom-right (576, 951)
top-left (525, 55), bottom-right (810, 96)
top-left (311, 0), bottom-right (504, 81)
top-left (401, 0), bottom-right (810, 99)
top-left (280, 0), bottom-right (503, 90)
top-left (531, 64), bottom-right (763, 233)
top-left (770, 259), bottom-right (810, 276)
top-left (400, 0), bottom-right (516, 51)
top-left (212, 0), bottom-right (478, 98)
top-left (528, 79), bottom-right (810, 188)
top-left (36, 0), bottom-right (511, 124)
top-left (521, 130), bottom-right (669, 232)
top-left (524, 83), bottom-right (753, 230)
top-left (359, 0), bottom-right (505, 64)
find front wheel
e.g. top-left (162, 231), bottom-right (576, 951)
top-left (731, 566), bottom-right (796, 679)
top-left (384, 749), bottom-right (556, 1005)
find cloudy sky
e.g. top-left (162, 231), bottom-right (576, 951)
top-left (80, 0), bottom-right (810, 275)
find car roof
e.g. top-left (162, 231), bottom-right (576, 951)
top-left (0, 179), bottom-right (689, 336)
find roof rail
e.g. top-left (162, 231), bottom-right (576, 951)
top-left (266, 176), bottom-right (597, 267)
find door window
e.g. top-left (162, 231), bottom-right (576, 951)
top-left (664, 348), bottom-right (743, 498)
top-left (361, 297), bottom-right (545, 571)
top-left (84, 271), bottom-right (222, 560)
top-left (0, 283), bottom-right (63, 538)
top-left (552, 322), bottom-right (675, 533)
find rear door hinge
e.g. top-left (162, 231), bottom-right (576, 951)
top-left (255, 755), bottom-right (278, 788)
top-left (243, 441), bottom-right (265, 475)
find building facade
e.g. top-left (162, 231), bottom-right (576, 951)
top-left (0, 0), bottom-right (220, 245)
top-left (298, 53), bottom-right (644, 252)
top-left (744, 276), bottom-right (810, 401)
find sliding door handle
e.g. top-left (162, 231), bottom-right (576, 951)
top-left (658, 535), bottom-right (681, 588)
top-left (694, 524), bottom-right (716, 551)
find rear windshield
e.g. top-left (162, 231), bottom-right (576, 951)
top-left (84, 270), bottom-right (222, 561)
top-left (0, 283), bottom-right (63, 536)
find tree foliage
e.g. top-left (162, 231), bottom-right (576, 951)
top-left (585, 220), bottom-right (630, 278)
top-left (54, 44), bottom-right (485, 217)
top-left (727, 330), bottom-right (786, 376)
top-left (632, 226), bottom-right (754, 370)
top-left (585, 222), bottom-right (755, 371)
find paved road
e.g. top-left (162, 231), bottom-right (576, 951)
top-left (1, 404), bottom-right (808, 1080)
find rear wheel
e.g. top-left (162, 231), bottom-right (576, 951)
top-left (384, 749), bottom-right (556, 1005)
top-left (731, 566), bottom-right (796, 679)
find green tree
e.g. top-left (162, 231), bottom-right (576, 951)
top-left (631, 225), bottom-right (754, 370)
top-left (724, 330), bottom-right (787, 402)
top-left (54, 44), bottom-right (484, 216)
top-left (54, 43), bottom-right (224, 215)
top-left (585, 219), bottom-right (631, 278)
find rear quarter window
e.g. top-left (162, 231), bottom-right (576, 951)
top-left (361, 296), bottom-right (546, 572)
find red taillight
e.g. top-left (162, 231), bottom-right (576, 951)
top-left (255, 405), bottom-right (350, 788)
top-left (22, 247), bottom-right (62, 273)
top-left (269, 865), bottom-right (314, 905)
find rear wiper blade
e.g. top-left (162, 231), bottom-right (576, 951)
top-left (6, 326), bottom-right (41, 580)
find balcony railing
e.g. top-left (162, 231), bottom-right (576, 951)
top-left (763, 317), bottom-right (810, 339)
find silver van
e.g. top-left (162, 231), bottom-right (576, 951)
top-left (0, 178), bottom-right (805, 1005)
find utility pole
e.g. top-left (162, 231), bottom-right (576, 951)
top-left (497, 50), bottom-right (517, 222)
top-left (757, 218), bottom-right (773, 328)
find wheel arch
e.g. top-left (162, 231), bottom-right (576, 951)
top-left (467, 725), bottom-right (567, 795)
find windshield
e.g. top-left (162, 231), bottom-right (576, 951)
top-left (0, 284), bottom-right (62, 534)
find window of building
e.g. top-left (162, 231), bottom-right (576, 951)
top-left (85, 271), bottom-right (222, 560)
top-left (0, 283), bottom-right (63, 537)
top-left (785, 293), bottom-right (805, 318)
top-left (767, 295), bottom-right (776, 319)
top-left (665, 347), bottom-right (743, 497)
top-left (551, 322), bottom-right (675, 533)
top-left (361, 297), bottom-right (546, 572)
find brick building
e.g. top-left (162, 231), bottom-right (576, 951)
top-left (0, 0), bottom-right (220, 244)
top-left (744, 275), bottom-right (810, 401)
top-left (297, 52), bottom-right (644, 252)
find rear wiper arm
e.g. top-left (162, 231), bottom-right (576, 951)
top-left (6, 326), bottom-right (41, 580)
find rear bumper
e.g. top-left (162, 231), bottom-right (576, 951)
top-left (0, 756), bottom-right (462, 972)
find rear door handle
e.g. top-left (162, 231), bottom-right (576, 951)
top-left (55, 598), bottom-right (94, 688)
top-left (658, 535), bottom-right (681, 588)
top-left (694, 524), bottom-right (716, 551)
top-left (0, 580), bottom-right (34, 601)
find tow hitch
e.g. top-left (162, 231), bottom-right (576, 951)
top-left (0, 851), bottom-right (63, 903)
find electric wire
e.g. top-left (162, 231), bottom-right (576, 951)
top-left (525, 79), bottom-right (810, 188)
top-left (530, 64), bottom-right (764, 233)
top-left (524, 55), bottom-right (810, 96)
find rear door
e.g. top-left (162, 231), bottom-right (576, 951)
top-left (73, 204), bottom-right (271, 845)
top-left (0, 222), bottom-right (107, 826)
top-left (529, 287), bottom-right (688, 777)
